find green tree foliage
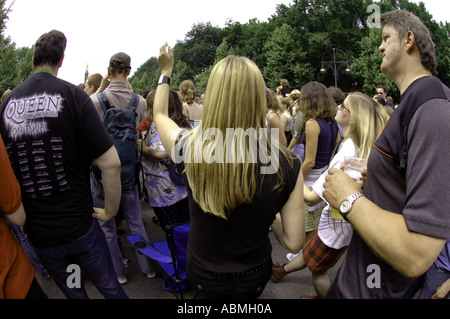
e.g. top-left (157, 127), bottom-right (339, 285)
top-left (195, 39), bottom-right (235, 94)
top-left (15, 46), bottom-right (33, 83)
top-left (173, 22), bottom-right (225, 76)
top-left (263, 23), bottom-right (314, 89)
top-left (223, 19), bottom-right (274, 68)
top-left (351, 27), bottom-right (400, 102)
top-left (129, 57), bottom-right (159, 95)
top-left (119, 0), bottom-right (450, 99)
top-left (0, 0), bottom-right (34, 94)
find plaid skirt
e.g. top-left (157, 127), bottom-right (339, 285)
top-left (303, 229), bottom-right (347, 274)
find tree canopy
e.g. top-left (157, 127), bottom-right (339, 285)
top-left (0, 0), bottom-right (33, 94)
top-left (1, 0), bottom-right (448, 105)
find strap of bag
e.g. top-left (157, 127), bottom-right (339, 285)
top-left (128, 92), bottom-right (139, 111)
top-left (97, 92), bottom-right (111, 114)
top-left (138, 130), bottom-right (151, 200)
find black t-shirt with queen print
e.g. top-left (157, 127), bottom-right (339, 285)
top-left (0, 72), bottom-right (113, 248)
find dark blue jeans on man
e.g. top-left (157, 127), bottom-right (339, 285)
top-left (91, 178), bottom-right (155, 279)
top-left (35, 219), bottom-right (128, 299)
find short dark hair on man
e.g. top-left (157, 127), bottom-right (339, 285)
top-left (33, 30), bottom-right (67, 67)
top-left (376, 85), bottom-right (387, 93)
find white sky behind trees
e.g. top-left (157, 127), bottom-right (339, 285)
top-left (4, 0), bottom-right (448, 85)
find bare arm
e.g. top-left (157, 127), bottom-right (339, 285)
top-left (280, 114), bottom-right (289, 132)
top-left (5, 203), bottom-right (26, 226)
top-left (268, 112), bottom-right (287, 147)
top-left (95, 74), bottom-right (110, 94)
top-left (138, 139), bottom-right (168, 161)
top-left (323, 168), bottom-right (446, 278)
top-left (288, 136), bottom-right (299, 150)
top-left (271, 169), bottom-right (305, 253)
top-left (92, 146), bottom-right (122, 222)
top-left (153, 43), bottom-right (183, 157)
top-left (301, 119), bottom-right (320, 177)
top-left (303, 183), bottom-right (322, 206)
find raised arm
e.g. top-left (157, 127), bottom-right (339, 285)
top-left (153, 43), bottom-right (183, 158)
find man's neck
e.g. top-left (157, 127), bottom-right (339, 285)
top-left (109, 75), bottom-right (127, 83)
top-left (33, 65), bottom-right (58, 77)
top-left (395, 61), bottom-right (432, 95)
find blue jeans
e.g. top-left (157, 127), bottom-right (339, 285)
top-left (34, 220), bottom-right (128, 299)
top-left (91, 179), bottom-right (155, 277)
top-left (419, 263), bottom-right (450, 299)
top-left (9, 224), bottom-right (50, 278)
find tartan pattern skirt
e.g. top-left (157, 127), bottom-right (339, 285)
top-left (303, 229), bottom-right (347, 274)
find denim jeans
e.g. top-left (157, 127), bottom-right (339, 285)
top-left (34, 220), bottom-right (128, 299)
top-left (418, 263), bottom-right (450, 299)
top-left (91, 179), bottom-right (155, 277)
top-left (9, 223), bottom-right (50, 278)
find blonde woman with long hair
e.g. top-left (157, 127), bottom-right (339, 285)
top-left (153, 43), bottom-right (305, 299)
top-left (272, 92), bottom-right (390, 299)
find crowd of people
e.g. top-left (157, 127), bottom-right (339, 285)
top-left (0, 9), bottom-right (448, 300)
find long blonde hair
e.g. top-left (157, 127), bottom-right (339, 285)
top-left (345, 92), bottom-right (390, 159)
top-left (180, 55), bottom-right (295, 219)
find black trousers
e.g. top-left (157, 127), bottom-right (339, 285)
top-left (186, 259), bottom-right (272, 299)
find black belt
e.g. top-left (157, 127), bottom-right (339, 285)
top-left (207, 260), bottom-right (271, 277)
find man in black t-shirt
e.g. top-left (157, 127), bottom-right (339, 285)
top-left (0, 30), bottom-right (127, 299)
top-left (323, 11), bottom-right (449, 299)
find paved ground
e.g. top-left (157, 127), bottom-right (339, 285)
top-left (35, 199), bottom-right (343, 301)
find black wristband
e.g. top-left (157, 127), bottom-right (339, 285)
top-left (158, 75), bottom-right (171, 85)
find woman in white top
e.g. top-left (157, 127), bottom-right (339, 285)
top-left (272, 92), bottom-right (390, 299)
top-left (179, 79), bottom-right (203, 129)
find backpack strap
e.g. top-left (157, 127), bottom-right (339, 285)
top-left (127, 92), bottom-right (139, 111)
top-left (97, 92), bottom-right (112, 114)
top-left (127, 92), bottom-right (140, 122)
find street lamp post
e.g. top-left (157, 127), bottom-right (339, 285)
top-left (320, 48), bottom-right (351, 88)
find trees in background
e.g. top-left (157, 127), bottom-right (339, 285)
top-left (0, 0), bottom-right (32, 94)
top-left (1, 0), bottom-right (448, 104)
top-left (129, 0), bottom-right (449, 103)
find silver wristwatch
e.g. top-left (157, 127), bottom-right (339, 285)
top-left (339, 192), bottom-right (365, 221)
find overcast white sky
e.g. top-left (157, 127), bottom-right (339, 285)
top-left (4, 0), bottom-right (448, 85)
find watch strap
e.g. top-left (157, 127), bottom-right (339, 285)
top-left (158, 75), bottom-right (171, 85)
top-left (339, 192), bottom-right (365, 221)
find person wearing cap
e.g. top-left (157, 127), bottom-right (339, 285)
top-left (0, 30), bottom-right (127, 299)
top-left (90, 52), bottom-right (155, 285)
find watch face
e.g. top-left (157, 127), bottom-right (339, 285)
top-left (340, 199), bottom-right (351, 214)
